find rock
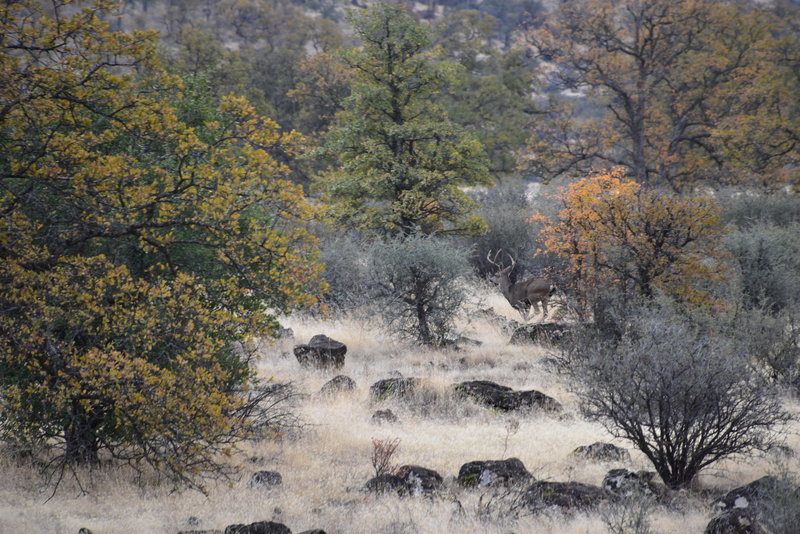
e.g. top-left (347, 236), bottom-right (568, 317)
top-left (224, 522), bottom-right (291, 534)
top-left (297, 531), bottom-right (327, 534)
top-left (710, 476), bottom-right (795, 515)
top-left (293, 334), bottom-right (346, 370)
top-left (78, 529), bottom-right (93, 534)
top-left (320, 375), bottom-right (356, 395)
top-left (457, 458), bottom-right (532, 488)
top-left (397, 465), bottom-right (443, 496)
top-left (248, 470), bottom-right (283, 488)
top-left (454, 380), bottom-right (561, 412)
top-left (523, 481), bottom-right (613, 512)
top-left (572, 442), bottom-right (631, 463)
top-left (704, 508), bottom-right (767, 534)
top-left (363, 465), bottom-right (443, 497)
top-left (371, 409), bottom-right (398, 424)
top-left (602, 469), bottom-right (657, 498)
top-left (510, 322), bottom-right (571, 345)
top-left (370, 377), bottom-right (420, 401)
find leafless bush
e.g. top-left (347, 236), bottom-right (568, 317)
top-left (371, 437), bottom-right (400, 477)
top-left (599, 495), bottom-right (655, 534)
top-left (566, 302), bottom-right (790, 489)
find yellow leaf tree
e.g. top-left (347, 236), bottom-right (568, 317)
top-left (0, 0), bottom-right (323, 491)
top-left (535, 171), bottom-right (732, 316)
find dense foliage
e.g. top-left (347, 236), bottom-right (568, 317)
top-left (0, 0), bottom-right (322, 489)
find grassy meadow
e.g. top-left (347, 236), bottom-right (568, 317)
top-left (2, 286), bottom-right (797, 534)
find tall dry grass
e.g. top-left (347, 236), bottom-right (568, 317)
top-left (1, 285), bottom-right (797, 533)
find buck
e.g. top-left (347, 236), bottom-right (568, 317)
top-left (486, 251), bottom-right (556, 321)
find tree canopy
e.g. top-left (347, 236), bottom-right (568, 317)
top-left (0, 0), bottom-right (322, 489)
top-left (315, 2), bottom-right (490, 237)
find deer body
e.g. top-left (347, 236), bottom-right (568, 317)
top-left (487, 251), bottom-right (556, 321)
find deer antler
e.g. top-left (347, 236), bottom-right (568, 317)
top-left (486, 249), bottom-right (503, 269)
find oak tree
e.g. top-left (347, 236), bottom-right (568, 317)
top-left (0, 0), bottom-right (322, 491)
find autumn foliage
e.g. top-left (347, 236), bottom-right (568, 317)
top-left (535, 171), bottom-right (732, 312)
top-left (0, 0), bottom-right (322, 490)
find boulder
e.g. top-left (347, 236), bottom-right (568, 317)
top-left (523, 481), bottom-right (613, 512)
top-left (370, 377), bottom-right (420, 402)
top-left (248, 470), bottom-right (283, 489)
top-left (224, 522), bottom-right (291, 534)
top-left (319, 375), bottom-right (356, 396)
top-left (510, 322), bottom-right (571, 345)
top-left (602, 469), bottom-right (656, 498)
top-left (711, 476), bottom-right (795, 515)
top-left (363, 465), bottom-right (443, 497)
top-left (457, 458), bottom-right (532, 488)
top-left (397, 465), bottom-right (443, 496)
top-left (293, 334), bottom-right (346, 370)
top-left (371, 409), bottom-right (398, 424)
top-left (704, 508), bottom-right (767, 534)
top-left (572, 442), bottom-right (630, 463)
top-left (454, 380), bottom-right (561, 412)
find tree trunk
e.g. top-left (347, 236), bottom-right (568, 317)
top-left (64, 401), bottom-right (100, 465)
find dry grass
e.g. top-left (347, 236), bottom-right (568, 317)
top-left (2, 290), bottom-right (798, 533)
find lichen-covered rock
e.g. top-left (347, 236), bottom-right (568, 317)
top-left (363, 465), bottom-right (443, 497)
top-left (248, 470), bottom-right (282, 489)
top-left (370, 378), bottom-right (420, 401)
top-left (224, 521), bottom-right (291, 534)
top-left (523, 481), bottom-right (613, 512)
top-left (293, 334), bottom-right (346, 370)
top-left (397, 465), bottom-right (443, 496)
top-left (319, 375), bottom-right (356, 395)
top-left (602, 469), bottom-right (657, 498)
top-left (371, 409), bottom-right (398, 424)
top-left (711, 476), bottom-right (793, 515)
top-left (572, 442), bottom-right (631, 463)
top-left (704, 508), bottom-right (767, 534)
top-left (454, 380), bottom-right (561, 412)
top-left (457, 458), bottom-right (532, 488)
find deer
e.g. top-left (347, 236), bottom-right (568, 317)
top-left (486, 250), bottom-right (556, 322)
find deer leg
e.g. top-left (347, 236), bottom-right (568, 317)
top-left (541, 298), bottom-right (549, 320)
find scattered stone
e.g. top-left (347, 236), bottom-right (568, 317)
top-left (457, 458), bottom-right (532, 488)
top-left (509, 322), bottom-right (571, 345)
top-left (224, 522), bottom-right (291, 534)
top-left (710, 476), bottom-right (795, 516)
top-left (370, 377), bottom-right (420, 401)
top-left (396, 465), bottom-right (444, 496)
top-left (78, 529), bottom-right (93, 534)
top-left (187, 517), bottom-right (202, 526)
top-left (602, 469), bottom-right (657, 498)
top-left (319, 375), bottom-right (356, 396)
top-left (572, 442), bottom-right (631, 463)
top-left (704, 508), bottom-right (767, 534)
top-left (293, 334), bottom-right (346, 370)
top-left (363, 465), bottom-right (443, 497)
top-left (523, 481), bottom-right (613, 512)
top-left (248, 470), bottom-right (283, 489)
top-left (453, 380), bottom-right (561, 412)
top-left (371, 409), bottom-right (398, 424)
